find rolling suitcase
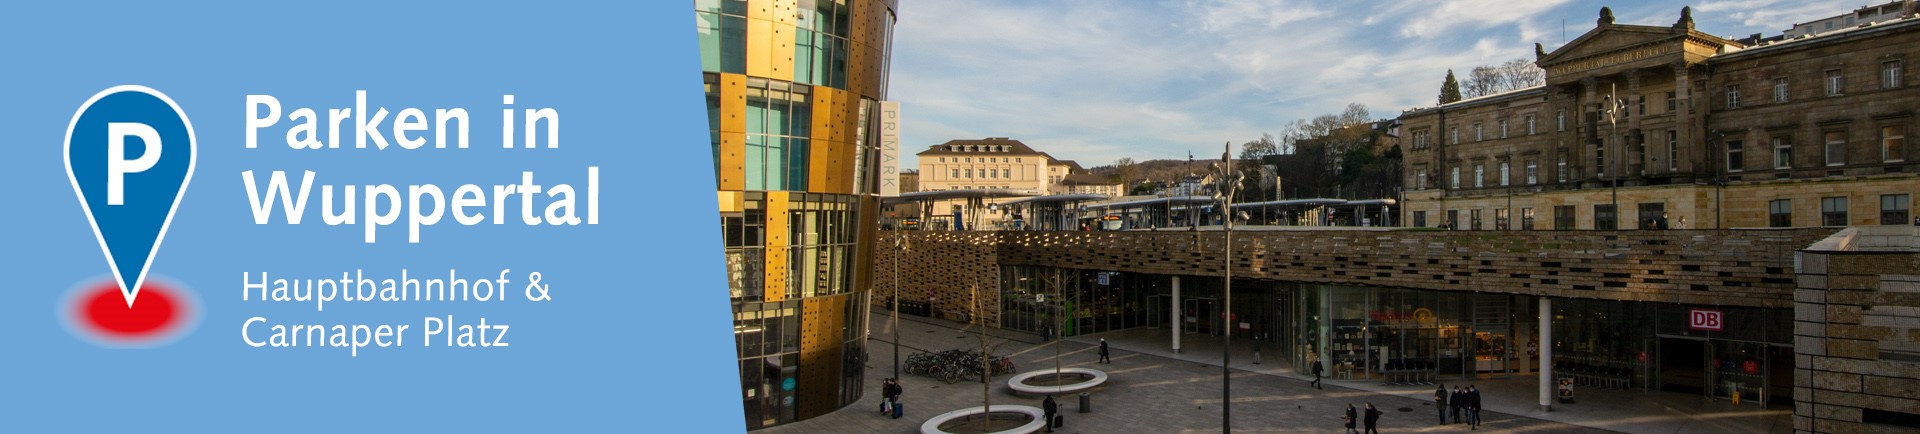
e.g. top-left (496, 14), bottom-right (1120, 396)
top-left (892, 402), bottom-right (903, 419)
top-left (1053, 415), bottom-right (1064, 428)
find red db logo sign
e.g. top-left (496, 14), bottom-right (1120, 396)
top-left (1690, 309), bottom-right (1723, 331)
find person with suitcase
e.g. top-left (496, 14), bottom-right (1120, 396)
top-left (1042, 395), bottom-right (1059, 433)
top-left (880, 378), bottom-right (895, 415)
top-left (888, 380), bottom-right (904, 419)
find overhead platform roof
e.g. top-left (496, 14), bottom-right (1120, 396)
top-left (1233, 198), bottom-right (1396, 209)
top-left (998, 194), bottom-right (1110, 207)
top-left (1083, 195), bottom-right (1214, 210)
top-left (882, 188), bottom-right (1042, 204)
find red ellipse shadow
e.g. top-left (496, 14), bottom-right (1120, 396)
top-left (74, 282), bottom-right (186, 341)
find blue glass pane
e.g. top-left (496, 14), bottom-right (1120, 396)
top-left (789, 138), bottom-right (809, 191)
top-left (721, 15), bottom-right (747, 74)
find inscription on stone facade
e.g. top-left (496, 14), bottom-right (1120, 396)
top-left (1548, 43), bottom-right (1675, 76)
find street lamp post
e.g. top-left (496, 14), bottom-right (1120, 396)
top-left (1206, 142), bottom-right (1245, 434)
top-left (1606, 83), bottom-right (1624, 229)
top-left (892, 232), bottom-right (905, 381)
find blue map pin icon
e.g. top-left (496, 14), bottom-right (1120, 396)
top-left (65, 85), bottom-right (196, 306)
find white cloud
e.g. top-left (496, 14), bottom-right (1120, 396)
top-left (1185, 0), bottom-right (1329, 31)
top-left (1381, 0), bottom-right (1572, 39)
top-left (885, 0), bottom-right (1868, 169)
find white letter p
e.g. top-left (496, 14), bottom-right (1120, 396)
top-left (108, 122), bottom-right (162, 205)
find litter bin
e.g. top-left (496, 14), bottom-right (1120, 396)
top-left (1078, 392), bottom-right (1091, 413)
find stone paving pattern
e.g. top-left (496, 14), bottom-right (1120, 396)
top-left (761, 312), bottom-right (1627, 433)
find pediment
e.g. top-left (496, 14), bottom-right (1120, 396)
top-left (1538, 25), bottom-right (1684, 66)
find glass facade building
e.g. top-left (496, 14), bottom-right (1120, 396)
top-left (997, 267), bottom-right (1794, 406)
top-left (697, 0), bottom-right (897, 429)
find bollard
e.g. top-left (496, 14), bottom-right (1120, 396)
top-left (1079, 392), bottom-right (1091, 413)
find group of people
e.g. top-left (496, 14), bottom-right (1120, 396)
top-left (1342, 402), bottom-right (1382, 434)
top-left (1435, 384), bottom-right (1484, 429)
top-left (878, 378), bottom-right (903, 419)
top-left (1642, 212), bottom-right (1688, 230)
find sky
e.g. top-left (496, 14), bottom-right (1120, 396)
top-left (889, 0), bottom-right (1875, 169)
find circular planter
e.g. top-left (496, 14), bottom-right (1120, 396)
top-left (920, 405), bottom-right (1045, 434)
top-left (1006, 367), bottom-right (1109, 396)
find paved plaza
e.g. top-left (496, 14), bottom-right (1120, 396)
top-left (754, 310), bottom-right (1789, 433)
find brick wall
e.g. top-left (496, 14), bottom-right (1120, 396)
top-left (877, 228), bottom-right (1835, 326)
top-left (872, 231), bottom-right (1001, 325)
top-left (1794, 226), bottom-right (1920, 433)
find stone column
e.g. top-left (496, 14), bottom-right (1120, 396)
top-left (1627, 69), bottom-right (1644, 180)
top-left (1581, 77), bottom-right (1599, 183)
top-left (1172, 275), bottom-right (1181, 354)
top-left (1673, 62), bottom-right (1695, 180)
top-left (1539, 296), bottom-right (1554, 412)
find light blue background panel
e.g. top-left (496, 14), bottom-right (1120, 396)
top-left (0, 2), bottom-right (741, 432)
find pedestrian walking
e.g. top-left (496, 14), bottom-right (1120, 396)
top-left (1363, 402), bottom-right (1382, 434)
top-left (1434, 384), bottom-right (1448, 424)
top-left (1343, 404), bottom-right (1359, 434)
top-left (1042, 395), bottom-right (1059, 433)
top-left (1468, 385), bottom-right (1483, 429)
top-left (1659, 212), bottom-right (1672, 230)
top-left (1676, 216), bottom-right (1689, 229)
top-left (1098, 338), bottom-right (1111, 364)
top-left (1449, 386), bottom-right (1464, 424)
top-left (880, 378), bottom-right (895, 415)
top-left (1310, 357), bottom-right (1325, 389)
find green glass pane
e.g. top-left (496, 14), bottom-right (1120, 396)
top-left (697, 13), bottom-right (722, 72)
top-left (745, 134), bottom-right (766, 190)
top-left (766, 136), bottom-right (785, 190)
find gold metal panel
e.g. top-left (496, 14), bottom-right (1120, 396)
top-left (853, 197), bottom-right (877, 295)
top-left (719, 74), bottom-right (747, 133)
top-left (718, 131), bottom-right (745, 191)
top-left (835, 88), bottom-right (854, 143)
top-left (849, 0), bottom-right (868, 45)
top-left (834, 140), bottom-right (849, 194)
top-left (863, 46), bottom-right (884, 97)
top-left (846, 40), bottom-right (866, 99)
top-left (717, 190), bottom-right (741, 213)
top-left (808, 134), bottom-right (831, 193)
top-left (747, 0), bottom-right (772, 21)
top-left (746, 18), bottom-right (773, 78)
top-left (811, 88), bottom-right (836, 144)
top-left (763, 191), bottom-right (790, 302)
top-left (796, 295), bottom-right (845, 419)
top-left (771, 0), bottom-right (797, 25)
top-left (768, 23), bottom-right (794, 82)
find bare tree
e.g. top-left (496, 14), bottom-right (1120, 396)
top-left (1502, 58), bottom-right (1545, 89)
top-left (1237, 133), bottom-right (1278, 161)
top-left (1463, 65), bottom-right (1502, 98)
top-left (1462, 58), bottom-right (1545, 97)
top-left (1112, 157), bottom-right (1138, 186)
top-left (964, 284), bottom-right (1013, 426)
